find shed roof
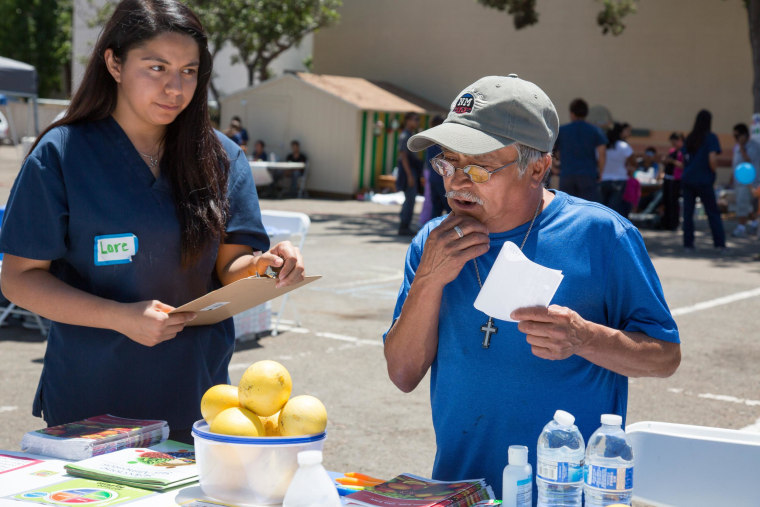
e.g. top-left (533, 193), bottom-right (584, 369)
top-left (295, 72), bottom-right (445, 114)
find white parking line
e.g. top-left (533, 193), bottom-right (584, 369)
top-left (670, 287), bottom-right (760, 316)
top-left (0, 406), bottom-right (17, 413)
top-left (698, 393), bottom-right (760, 407)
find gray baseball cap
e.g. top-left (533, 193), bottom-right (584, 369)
top-left (408, 74), bottom-right (559, 154)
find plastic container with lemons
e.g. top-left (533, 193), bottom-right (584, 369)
top-left (193, 360), bottom-right (329, 506)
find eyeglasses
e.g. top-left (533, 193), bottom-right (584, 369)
top-left (429, 153), bottom-right (519, 183)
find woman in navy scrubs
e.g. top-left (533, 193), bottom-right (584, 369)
top-left (0, 0), bottom-right (304, 443)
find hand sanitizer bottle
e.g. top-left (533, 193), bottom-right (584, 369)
top-left (502, 444), bottom-right (532, 507)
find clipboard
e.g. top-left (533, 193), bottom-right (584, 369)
top-left (169, 275), bottom-right (321, 326)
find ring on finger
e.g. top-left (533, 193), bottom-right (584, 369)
top-left (453, 225), bottom-right (464, 239)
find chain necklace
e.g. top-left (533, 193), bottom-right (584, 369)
top-left (138, 151), bottom-right (160, 169)
top-left (473, 194), bottom-right (544, 348)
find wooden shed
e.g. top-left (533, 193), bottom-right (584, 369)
top-left (219, 72), bottom-right (445, 197)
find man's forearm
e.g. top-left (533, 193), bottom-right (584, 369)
top-left (578, 323), bottom-right (681, 378)
top-left (384, 276), bottom-right (444, 393)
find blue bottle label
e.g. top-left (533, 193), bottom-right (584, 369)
top-left (537, 461), bottom-right (583, 483)
top-left (584, 464), bottom-right (633, 490)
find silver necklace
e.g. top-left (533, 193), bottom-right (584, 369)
top-left (473, 195), bottom-right (544, 348)
top-left (138, 151), bottom-right (160, 169)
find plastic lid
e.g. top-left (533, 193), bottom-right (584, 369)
top-left (508, 445), bottom-right (528, 466)
top-left (601, 414), bottom-right (623, 426)
top-left (554, 409), bottom-right (575, 426)
top-left (297, 450), bottom-right (324, 466)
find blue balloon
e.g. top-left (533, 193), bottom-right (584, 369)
top-left (735, 162), bottom-right (756, 185)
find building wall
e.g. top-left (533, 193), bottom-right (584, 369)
top-left (313, 0), bottom-right (752, 135)
top-left (221, 76), bottom-right (361, 195)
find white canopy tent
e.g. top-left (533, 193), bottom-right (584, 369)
top-left (0, 56), bottom-right (40, 143)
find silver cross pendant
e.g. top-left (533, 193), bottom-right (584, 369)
top-left (481, 317), bottom-right (498, 348)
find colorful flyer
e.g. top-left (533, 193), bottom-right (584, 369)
top-left (8, 478), bottom-right (155, 506)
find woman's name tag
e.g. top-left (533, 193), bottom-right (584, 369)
top-left (94, 233), bottom-right (139, 265)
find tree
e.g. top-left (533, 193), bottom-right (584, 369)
top-left (189, 0), bottom-right (342, 88)
top-left (477, 0), bottom-right (760, 113)
top-left (0, 0), bottom-right (72, 97)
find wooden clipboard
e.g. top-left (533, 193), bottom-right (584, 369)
top-left (169, 275), bottom-right (321, 326)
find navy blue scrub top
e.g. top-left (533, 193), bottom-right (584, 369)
top-left (0, 117), bottom-right (269, 431)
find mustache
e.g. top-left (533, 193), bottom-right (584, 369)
top-left (445, 190), bottom-right (484, 205)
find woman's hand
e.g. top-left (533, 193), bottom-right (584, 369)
top-left (115, 300), bottom-right (196, 347)
top-left (262, 240), bottom-right (305, 288)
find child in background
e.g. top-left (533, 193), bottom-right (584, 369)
top-left (622, 165), bottom-right (641, 218)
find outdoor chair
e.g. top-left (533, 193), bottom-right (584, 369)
top-left (260, 210), bottom-right (311, 336)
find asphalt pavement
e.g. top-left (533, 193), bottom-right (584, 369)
top-left (1, 145), bottom-right (759, 486)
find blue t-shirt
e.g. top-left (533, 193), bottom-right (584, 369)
top-left (386, 191), bottom-right (678, 498)
top-left (0, 117), bottom-right (269, 431)
top-left (682, 132), bottom-right (721, 186)
top-left (555, 121), bottom-right (607, 177)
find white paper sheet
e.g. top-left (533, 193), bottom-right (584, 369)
top-left (473, 241), bottom-right (564, 322)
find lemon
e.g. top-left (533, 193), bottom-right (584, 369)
top-left (238, 360), bottom-right (292, 417)
top-left (259, 412), bottom-right (281, 436)
top-left (278, 395), bottom-right (328, 436)
top-left (209, 406), bottom-right (265, 437)
top-left (200, 384), bottom-right (240, 425)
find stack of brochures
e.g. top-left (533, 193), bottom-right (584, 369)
top-left (344, 473), bottom-right (494, 506)
top-left (64, 441), bottom-right (197, 491)
top-left (20, 414), bottom-right (168, 461)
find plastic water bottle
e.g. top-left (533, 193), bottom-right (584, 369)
top-left (282, 450), bottom-right (341, 507)
top-left (583, 414), bottom-right (634, 506)
top-left (536, 410), bottom-right (585, 507)
top-left (502, 445), bottom-right (532, 507)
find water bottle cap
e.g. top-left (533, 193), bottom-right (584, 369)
top-left (297, 450), bottom-right (323, 466)
top-left (601, 414), bottom-right (622, 426)
top-left (553, 409), bottom-right (575, 426)
top-left (508, 445), bottom-right (528, 465)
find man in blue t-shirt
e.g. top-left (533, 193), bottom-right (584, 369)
top-left (384, 75), bottom-right (680, 500)
top-left (553, 98), bottom-right (607, 202)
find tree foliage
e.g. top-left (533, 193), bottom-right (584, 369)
top-left (476, 0), bottom-right (637, 35)
top-left (0, 0), bottom-right (72, 97)
top-left (188, 0), bottom-right (342, 89)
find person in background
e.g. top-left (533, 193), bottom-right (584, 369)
top-left (681, 109), bottom-right (726, 252)
top-left (251, 139), bottom-right (268, 161)
top-left (0, 0), bottom-right (304, 444)
top-left (635, 146), bottom-right (660, 183)
top-left (396, 112), bottom-right (423, 236)
top-left (285, 139), bottom-right (308, 197)
top-left (228, 116), bottom-right (248, 153)
top-left (384, 74), bottom-right (680, 499)
top-left (731, 123), bottom-right (760, 237)
top-left (660, 132), bottom-right (685, 231)
top-left (419, 115), bottom-right (451, 226)
top-left (600, 122), bottom-right (635, 215)
top-left (553, 98), bottom-right (607, 202)
top-left (621, 164), bottom-right (641, 219)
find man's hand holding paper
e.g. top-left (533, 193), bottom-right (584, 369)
top-left (473, 241), bottom-right (563, 322)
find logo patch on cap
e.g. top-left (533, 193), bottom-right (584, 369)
top-left (453, 93), bottom-right (474, 114)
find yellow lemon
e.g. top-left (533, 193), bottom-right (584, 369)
top-left (278, 395), bottom-right (328, 436)
top-left (209, 406), bottom-right (265, 437)
top-left (238, 360), bottom-right (292, 417)
top-left (259, 412), bottom-right (281, 436)
top-left (200, 384), bottom-right (240, 425)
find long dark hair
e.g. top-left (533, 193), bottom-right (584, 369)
top-left (32, 0), bottom-right (229, 266)
top-left (606, 122), bottom-right (624, 149)
top-left (685, 109), bottom-right (712, 155)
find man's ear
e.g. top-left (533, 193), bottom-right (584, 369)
top-left (104, 49), bottom-right (122, 84)
top-left (528, 154), bottom-right (551, 188)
